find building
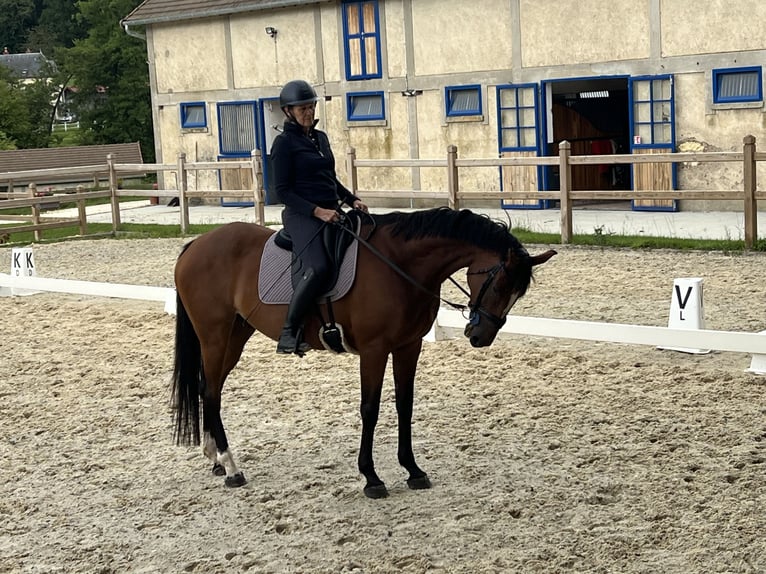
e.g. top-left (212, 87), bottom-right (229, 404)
top-left (0, 50), bottom-right (56, 82)
top-left (121, 0), bottom-right (766, 211)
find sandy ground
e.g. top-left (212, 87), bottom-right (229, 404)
top-left (1, 235), bottom-right (766, 573)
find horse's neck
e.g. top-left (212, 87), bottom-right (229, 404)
top-left (389, 237), bottom-right (480, 284)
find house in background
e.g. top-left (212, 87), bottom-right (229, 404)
top-left (0, 50), bottom-right (56, 82)
top-left (121, 0), bottom-right (766, 212)
top-left (0, 49), bottom-right (76, 124)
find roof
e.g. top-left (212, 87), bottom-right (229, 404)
top-left (0, 52), bottom-right (57, 79)
top-left (122, 0), bottom-right (324, 26)
top-left (0, 143), bottom-right (143, 183)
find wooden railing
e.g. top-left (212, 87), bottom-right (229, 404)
top-left (346, 135), bottom-right (764, 248)
top-left (0, 150), bottom-right (265, 240)
top-left (1, 138), bottom-right (763, 248)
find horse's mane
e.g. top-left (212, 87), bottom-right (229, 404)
top-left (373, 207), bottom-right (528, 259)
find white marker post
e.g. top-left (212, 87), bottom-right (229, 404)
top-left (658, 277), bottom-right (710, 354)
top-left (10, 247), bottom-right (40, 296)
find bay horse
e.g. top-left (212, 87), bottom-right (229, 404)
top-left (172, 207), bottom-right (555, 498)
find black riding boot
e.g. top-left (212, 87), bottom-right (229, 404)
top-left (276, 268), bottom-right (322, 356)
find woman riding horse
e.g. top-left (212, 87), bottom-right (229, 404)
top-left (271, 79), bottom-right (368, 355)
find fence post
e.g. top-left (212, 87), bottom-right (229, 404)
top-left (28, 183), bottom-right (41, 242)
top-left (251, 149), bottom-right (265, 226)
top-left (177, 153), bottom-right (189, 234)
top-left (558, 141), bottom-right (573, 244)
top-left (447, 145), bottom-right (459, 210)
top-left (107, 153), bottom-right (121, 232)
top-left (743, 135), bottom-right (757, 250)
top-left (76, 185), bottom-right (87, 236)
top-left (346, 147), bottom-right (358, 194)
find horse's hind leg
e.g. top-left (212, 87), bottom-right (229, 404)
top-left (201, 317), bottom-right (254, 488)
top-left (392, 340), bottom-right (432, 491)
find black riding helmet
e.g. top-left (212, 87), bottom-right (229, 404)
top-left (279, 80), bottom-right (319, 109)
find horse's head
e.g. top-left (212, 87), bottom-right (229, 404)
top-left (463, 248), bottom-right (556, 347)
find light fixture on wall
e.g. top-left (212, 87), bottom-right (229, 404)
top-left (401, 89), bottom-right (422, 97)
top-left (265, 26), bottom-right (278, 38)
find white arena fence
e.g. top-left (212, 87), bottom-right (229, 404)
top-left (1, 272), bottom-right (765, 375)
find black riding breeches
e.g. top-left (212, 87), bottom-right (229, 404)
top-left (281, 207), bottom-right (332, 290)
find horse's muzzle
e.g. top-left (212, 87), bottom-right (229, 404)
top-left (464, 309), bottom-right (504, 347)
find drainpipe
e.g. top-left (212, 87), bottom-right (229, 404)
top-left (121, 21), bottom-right (145, 41)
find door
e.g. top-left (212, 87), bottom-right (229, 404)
top-left (217, 100), bottom-right (259, 207)
top-left (629, 75), bottom-right (677, 211)
top-left (496, 84), bottom-right (543, 209)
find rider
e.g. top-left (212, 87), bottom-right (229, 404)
top-left (271, 79), bottom-right (368, 355)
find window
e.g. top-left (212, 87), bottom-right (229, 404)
top-left (713, 67), bottom-right (762, 103)
top-left (342, 1), bottom-right (382, 80)
top-left (180, 102), bottom-right (206, 129)
top-left (446, 85), bottom-right (482, 117)
top-left (217, 101), bottom-right (257, 156)
top-left (631, 76), bottom-right (673, 146)
top-left (347, 92), bottom-right (385, 121)
top-left (496, 84), bottom-right (538, 151)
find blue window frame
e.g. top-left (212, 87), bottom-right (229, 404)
top-left (180, 102), bottom-right (206, 128)
top-left (446, 85), bottom-right (482, 117)
top-left (216, 101), bottom-right (258, 156)
top-left (712, 66), bottom-right (762, 103)
top-left (342, 1), bottom-right (382, 80)
top-left (347, 91), bottom-right (385, 121)
top-left (496, 84), bottom-right (538, 151)
top-left (630, 76), bottom-right (674, 148)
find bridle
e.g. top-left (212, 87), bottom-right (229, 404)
top-left (465, 262), bottom-right (512, 330)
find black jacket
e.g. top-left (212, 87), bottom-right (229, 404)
top-left (271, 120), bottom-right (358, 216)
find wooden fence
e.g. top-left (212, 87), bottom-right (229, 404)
top-left (0, 136), bottom-right (763, 248)
top-left (0, 150), bottom-right (265, 241)
top-left (346, 134), bottom-right (764, 248)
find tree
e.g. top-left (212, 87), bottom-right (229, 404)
top-left (0, 0), bottom-right (37, 53)
top-left (27, 0), bottom-right (88, 54)
top-left (60, 0), bottom-right (154, 161)
top-left (0, 64), bottom-right (50, 149)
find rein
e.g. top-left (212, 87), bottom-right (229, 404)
top-left (336, 214), bottom-right (505, 317)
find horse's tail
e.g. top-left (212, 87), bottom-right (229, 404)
top-left (171, 290), bottom-right (203, 447)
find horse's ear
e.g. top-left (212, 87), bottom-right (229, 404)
top-left (529, 249), bottom-right (557, 267)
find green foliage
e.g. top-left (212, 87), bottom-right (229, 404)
top-left (29, 0), bottom-right (88, 53)
top-left (61, 0), bottom-right (154, 161)
top-left (0, 0), bottom-right (152, 158)
top-left (511, 227), bottom-right (751, 252)
top-left (0, 67), bottom-right (33, 149)
top-left (0, 0), bottom-right (37, 53)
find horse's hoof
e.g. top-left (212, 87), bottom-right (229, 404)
top-left (224, 472), bottom-right (247, 488)
top-left (212, 463), bottom-right (226, 476)
top-left (363, 483), bottom-right (389, 499)
top-left (407, 474), bottom-right (432, 490)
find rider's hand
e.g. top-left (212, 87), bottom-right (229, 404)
top-left (313, 206), bottom-right (340, 223)
top-left (352, 199), bottom-right (368, 213)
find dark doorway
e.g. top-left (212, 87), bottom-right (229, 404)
top-left (544, 77), bottom-right (631, 207)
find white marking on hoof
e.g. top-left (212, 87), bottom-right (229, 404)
top-left (217, 449), bottom-right (241, 477)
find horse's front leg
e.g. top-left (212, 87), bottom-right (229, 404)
top-left (358, 350), bottom-right (388, 498)
top-left (392, 340), bottom-right (432, 491)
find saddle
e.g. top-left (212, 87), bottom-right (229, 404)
top-left (258, 212), bottom-right (364, 353)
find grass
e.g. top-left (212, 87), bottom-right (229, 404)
top-left (1, 220), bottom-right (762, 253)
top-left (510, 228), bottom-right (758, 251)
